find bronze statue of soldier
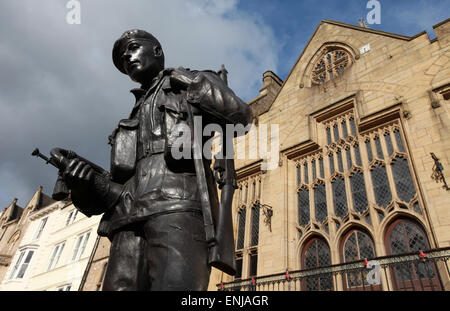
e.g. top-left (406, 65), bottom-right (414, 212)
top-left (48, 29), bottom-right (252, 290)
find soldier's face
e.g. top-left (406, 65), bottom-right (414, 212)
top-left (122, 40), bottom-right (163, 84)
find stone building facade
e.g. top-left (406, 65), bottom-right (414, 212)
top-left (79, 236), bottom-right (109, 291)
top-left (0, 188), bottom-right (102, 291)
top-left (83, 18), bottom-right (450, 291)
top-left (215, 18), bottom-right (450, 291)
top-left (0, 187), bottom-right (52, 283)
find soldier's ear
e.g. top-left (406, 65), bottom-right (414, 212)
top-left (154, 45), bottom-right (163, 58)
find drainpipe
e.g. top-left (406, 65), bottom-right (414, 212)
top-left (284, 154), bottom-right (289, 271)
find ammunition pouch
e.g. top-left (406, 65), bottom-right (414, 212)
top-left (110, 118), bottom-right (139, 184)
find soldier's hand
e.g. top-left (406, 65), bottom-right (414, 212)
top-left (62, 158), bottom-right (94, 190)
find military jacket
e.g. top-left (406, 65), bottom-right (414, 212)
top-left (73, 68), bottom-right (252, 238)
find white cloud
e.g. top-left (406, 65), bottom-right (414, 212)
top-left (0, 0), bottom-right (280, 209)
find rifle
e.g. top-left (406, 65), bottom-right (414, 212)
top-left (180, 65), bottom-right (237, 275)
top-left (31, 147), bottom-right (108, 200)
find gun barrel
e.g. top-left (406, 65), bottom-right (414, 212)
top-left (31, 148), bottom-right (58, 168)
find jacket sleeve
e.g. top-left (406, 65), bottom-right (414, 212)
top-left (186, 71), bottom-right (253, 133)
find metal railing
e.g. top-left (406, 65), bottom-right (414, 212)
top-left (217, 247), bottom-right (450, 291)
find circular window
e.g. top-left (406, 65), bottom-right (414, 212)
top-left (312, 48), bottom-right (351, 85)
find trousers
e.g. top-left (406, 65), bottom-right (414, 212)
top-left (102, 211), bottom-right (211, 291)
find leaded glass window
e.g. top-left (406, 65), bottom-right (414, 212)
top-left (314, 182), bottom-right (327, 222)
top-left (249, 252), bottom-right (258, 277)
top-left (345, 148), bottom-right (352, 169)
top-left (343, 231), bottom-right (375, 288)
top-left (333, 123), bottom-right (339, 142)
top-left (236, 209), bottom-right (246, 250)
top-left (326, 127), bottom-right (332, 145)
top-left (337, 149), bottom-right (344, 172)
top-left (319, 158), bottom-right (324, 178)
top-left (250, 204), bottom-right (260, 247)
top-left (354, 144), bottom-right (362, 166)
top-left (391, 157), bottom-right (416, 202)
top-left (303, 238), bottom-right (333, 291)
top-left (365, 140), bottom-right (373, 162)
top-left (389, 220), bottom-right (428, 255)
top-left (384, 133), bottom-right (394, 156)
top-left (312, 160), bottom-right (317, 180)
top-left (387, 220), bottom-right (434, 283)
top-left (298, 188), bottom-right (310, 226)
top-left (329, 153), bottom-right (335, 175)
top-left (370, 163), bottom-right (392, 208)
top-left (341, 120), bottom-right (348, 138)
top-left (394, 129), bottom-right (405, 152)
top-left (350, 171), bottom-right (368, 213)
top-left (332, 177), bottom-right (348, 218)
top-left (374, 136), bottom-right (383, 159)
top-left (304, 162), bottom-right (309, 184)
top-left (349, 117), bottom-right (356, 136)
top-left (294, 108), bottom-right (425, 288)
top-left (343, 233), bottom-right (360, 263)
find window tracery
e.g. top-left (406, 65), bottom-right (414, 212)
top-left (294, 102), bottom-right (428, 276)
top-left (312, 48), bottom-right (351, 85)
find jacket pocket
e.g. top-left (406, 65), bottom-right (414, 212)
top-left (110, 118), bottom-right (139, 184)
top-left (161, 170), bottom-right (198, 200)
top-left (162, 105), bottom-right (195, 172)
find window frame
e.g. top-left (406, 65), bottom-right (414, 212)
top-left (384, 218), bottom-right (441, 290)
top-left (32, 216), bottom-right (48, 241)
top-left (47, 241), bottom-right (66, 271)
top-left (301, 237), bottom-right (333, 291)
top-left (71, 231), bottom-right (91, 262)
top-left (66, 209), bottom-right (78, 226)
top-left (9, 248), bottom-right (35, 280)
top-left (339, 229), bottom-right (379, 290)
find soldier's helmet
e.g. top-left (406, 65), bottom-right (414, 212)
top-left (112, 29), bottom-right (164, 74)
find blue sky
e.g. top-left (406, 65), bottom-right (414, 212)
top-left (0, 0), bottom-right (448, 210)
top-left (236, 0), bottom-right (449, 81)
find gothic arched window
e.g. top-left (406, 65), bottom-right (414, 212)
top-left (332, 176), bottom-right (348, 218)
top-left (385, 219), bottom-right (442, 290)
top-left (341, 230), bottom-right (376, 289)
top-left (391, 156), bottom-right (416, 203)
top-left (314, 182), bottom-right (327, 222)
top-left (298, 187), bottom-right (310, 226)
top-left (370, 162), bottom-right (392, 208)
top-left (250, 204), bottom-right (260, 247)
top-left (350, 170), bottom-right (368, 214)
top-left (236, 208), bottom-right (246, 250)
top-left (302, 238), bottom-right (333, 291)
